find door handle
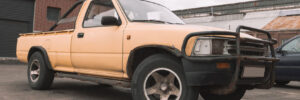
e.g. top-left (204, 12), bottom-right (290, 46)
top-left (77, 33), bottom-right (84, 38)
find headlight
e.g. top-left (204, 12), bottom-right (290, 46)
top-left (193, 39), bottom-right (212, 55)
top-left (192, 37), bottom-right (230, 56)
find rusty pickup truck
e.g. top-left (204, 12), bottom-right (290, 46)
top-left (17, 0), bottom-right (278, 100)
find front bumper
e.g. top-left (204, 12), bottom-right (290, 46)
top-left (182, 56), bottom-right (277, 88)
top-left (181, 26), bottom-right (279, 89)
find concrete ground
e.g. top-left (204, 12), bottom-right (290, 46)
top-left (0, 64), bottom-right (300, 100)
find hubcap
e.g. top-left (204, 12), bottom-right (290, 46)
top-left (143, 68), bottom-right (182, 100)
top-left (29, 59), bottom-right (41, 83)
top-left (160, 83), bottom-right (168, 91)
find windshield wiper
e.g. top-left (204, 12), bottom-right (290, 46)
top-left (132, 20), bottom-right (167, 24)
top-left (132, 20), bottom-right (184, 25)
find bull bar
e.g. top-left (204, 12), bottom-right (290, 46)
top-left (181, 25), bottom-right (279, 88)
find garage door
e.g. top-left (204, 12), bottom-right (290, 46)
top-left (0, 20), bottom-right (30, 57)
top-left (0, 0), bottom-right (34, 57)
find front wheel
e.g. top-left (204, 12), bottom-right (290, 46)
top-left (131, 54), bottom-right (199, 100)
top-left (200, 88), bottom-right (246, 100)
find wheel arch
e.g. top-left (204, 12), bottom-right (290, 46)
top-left (28, 46), bottom-right (53, 70)
top-left (126, 45), bottom-right (182, 79)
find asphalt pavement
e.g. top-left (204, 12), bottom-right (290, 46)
top-left (0, 64), bottom-right (300, 100)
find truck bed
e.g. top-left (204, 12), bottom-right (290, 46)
top-left (17, 29), bottom-right (74, 66)
top-left (19, 29), bottom-right (74, 36)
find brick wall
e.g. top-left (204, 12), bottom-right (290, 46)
top-left (34, 0), bottom-right (80, 31)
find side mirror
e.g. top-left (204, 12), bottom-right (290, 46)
top-left (277, 49), bottom-right (288, 56)
top-left (101, 16), bottom-right (120, 26)
top-left (276, 48), bottom-right (281, 53)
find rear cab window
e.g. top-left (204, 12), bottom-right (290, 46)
top-left (51, 2), bottom-right (83, 31)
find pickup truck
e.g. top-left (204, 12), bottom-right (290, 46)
top-left (17, 0), bottom-right (278, 100)
top-left (275, 35), bottom-right (300, 85)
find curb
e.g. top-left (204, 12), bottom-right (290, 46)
top-left (0, 57), bottom-right (25, 65)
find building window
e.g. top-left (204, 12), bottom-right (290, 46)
top-left (47, 7), bottom-right (61, 21)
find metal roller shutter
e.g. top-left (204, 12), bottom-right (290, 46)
top-left (0, 20), bottom-right (30, 57)
top-left (0, 0), bottom-right (34, 57)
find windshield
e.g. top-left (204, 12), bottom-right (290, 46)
top-left (118, 0), bottom-right (185, 24)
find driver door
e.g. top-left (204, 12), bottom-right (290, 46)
top-left (276, 37), bottom-right (300, 80)
top-left (71, 0), bottom-right (125, 78)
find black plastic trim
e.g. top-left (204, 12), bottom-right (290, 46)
top-left (181, 25), bottom-right (278, 88)
top-left (126, 45), bottom-right (181, 78)
top-left (28, 46), bottom-right (53, 70)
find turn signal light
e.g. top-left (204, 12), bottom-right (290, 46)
top-left (216, 63), bottom-right (230, 69)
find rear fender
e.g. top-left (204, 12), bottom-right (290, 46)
top-left (28, 46), bottom-right (53, 70)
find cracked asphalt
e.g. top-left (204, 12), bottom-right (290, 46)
top-left (0, 64), bottom-right (299, 100)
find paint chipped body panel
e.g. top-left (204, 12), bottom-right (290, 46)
top-left (17, 30), bottom-right (74, 72)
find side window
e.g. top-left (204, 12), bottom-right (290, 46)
top-left (282, 38), bottom-right (300, 53)
top-left (83, 0), bottom-right (119, 27)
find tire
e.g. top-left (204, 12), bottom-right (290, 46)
top-left (27, 52), bottom-right (54, 90)
top-left (276, 81), bottom-right (290, 86)
top-left (131, 54), bottom-right (199, 100)
top-left (200, 88), bottom-right (246, 100)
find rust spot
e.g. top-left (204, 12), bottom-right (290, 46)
top-left (127, 35), bottom-right (131, 40)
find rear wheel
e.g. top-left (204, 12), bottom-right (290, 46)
top-left (131, 54), bottom-right (199, 100)
top-left (28, 52), bottom-right (54, 90)
top-left (200, 88), bottom-right (246, 100)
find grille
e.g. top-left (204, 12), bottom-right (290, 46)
top-left (226, 40), bottom-right (269, 56)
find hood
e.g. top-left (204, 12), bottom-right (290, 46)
top-left (123, 22), bottom-right (261, 52)
top-left (126, 23), bottom-right (259, 40)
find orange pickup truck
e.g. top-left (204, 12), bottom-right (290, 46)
top-left (17, 0), bottom-right (278, 100)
